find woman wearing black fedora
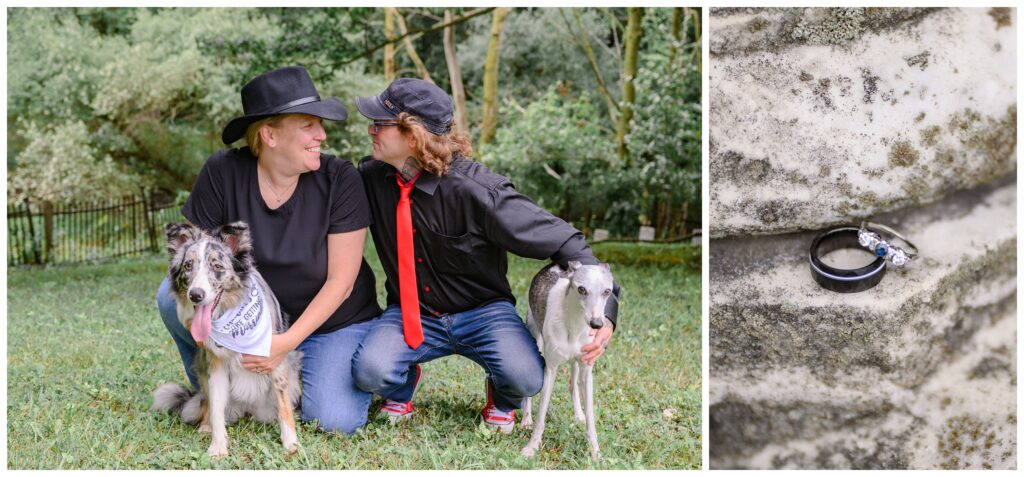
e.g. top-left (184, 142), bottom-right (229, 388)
top-left (156, 66), bottom-right (382, 434)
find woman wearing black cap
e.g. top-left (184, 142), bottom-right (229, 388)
top-left (156, 66), bottom-right (382, 435)
top-left (349, 78), bottom-right (619, 434)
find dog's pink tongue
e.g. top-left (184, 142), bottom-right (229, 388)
top-left (192, 303), bottom-right (214, 343)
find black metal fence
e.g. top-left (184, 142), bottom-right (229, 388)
top-left (7, 190), bottom-right (185, 266)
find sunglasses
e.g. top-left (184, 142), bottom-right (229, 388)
top-left (371, 121), bottom-right (399, 134)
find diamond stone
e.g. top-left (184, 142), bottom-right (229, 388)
top-left (859, 230), bottom-right (879, 249)
top-left (891, 248), bottom-right (909, 266)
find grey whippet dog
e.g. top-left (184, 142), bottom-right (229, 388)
top-left (521, 260), bottom-right (614, 461)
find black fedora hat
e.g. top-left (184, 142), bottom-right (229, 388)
top-left (355, 78), bottom-right (453, 136)
top-left (221, 66), bottom-right (347, 145)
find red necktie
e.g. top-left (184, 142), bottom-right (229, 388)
top-left (396, 174), bottom-right (424, 349)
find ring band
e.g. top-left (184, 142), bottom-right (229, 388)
top-left (858, 221), bottom-right (919, 267)
top-left (809, 226), bottom-right (887, 293)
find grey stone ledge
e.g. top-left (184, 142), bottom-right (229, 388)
top-left (710, 7), bottom-right (1016, 238)
top-left (710, 7), bottom-right (941, 56)
top-left (710, 304), bottom-right (1016, 469)
top-left (710, 179), bottom-right (1016, 387)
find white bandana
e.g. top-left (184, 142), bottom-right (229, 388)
top-left (209, 283), bottom-right (274, 357)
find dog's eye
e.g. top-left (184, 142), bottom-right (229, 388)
top-left (183, 261), bottom-right (193, 271)
top-left (211, 263), bottom-right (225, 272)
top-left (577, 286), bottom-right (587, 295)
top-left (603, 289), bottom-right (611, 296)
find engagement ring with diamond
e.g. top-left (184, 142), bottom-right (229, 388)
top-left (858, 221), bottom-right (919, 267)
top-left (809, 226), bottom-right (887, 293)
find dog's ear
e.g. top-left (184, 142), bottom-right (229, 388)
top-left (567, 260), bottom-right (583, 272)
top-left (600, 262), bottom-right (611, 272)
top-left (218, 221), bottom-right (253, 257)
top-left (166, 223), bottom-right (200, 255)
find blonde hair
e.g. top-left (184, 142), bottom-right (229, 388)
top-left (245, 115), bottom-right (287, 157)
top-left (395, 113), bottom-right (473, 176)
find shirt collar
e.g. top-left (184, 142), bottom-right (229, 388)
top-left (385, 166), bottom-right (440, 196)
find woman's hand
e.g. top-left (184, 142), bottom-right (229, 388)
top-left (240, 230), bottom-right (367, 375)
top-left (242, 333), bottom-right (296, 374)
top-left (579, 322), bottom-right (614, 366)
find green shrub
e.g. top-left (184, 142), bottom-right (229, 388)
top-left (592, 242), bottom-right (701, 270)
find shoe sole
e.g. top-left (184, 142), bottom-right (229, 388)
top-left (380, 364), bottom-right (421, 424)
top-left (384, 411), bottom-right (413, 424)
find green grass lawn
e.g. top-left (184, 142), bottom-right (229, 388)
top-left (7, 242), bottom-right (701, 469)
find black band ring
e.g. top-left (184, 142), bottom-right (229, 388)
top-left (809, 226), bottom-right (887, 293)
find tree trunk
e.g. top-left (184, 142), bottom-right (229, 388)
top-left (393, 8), bottom-right (433, 83)
top-left (691, 8), bottom-right (701, 74)
top-left (670, 8), bottom-right (683, 67)
top-left (384, 8), bottom-right (395, 82)
top-left (615, 7), bottom-right (644, 164)
top-left (444, 10), bottom-right (469, 135)
top-left (479, 7), bottom-right (511, 146)
top-left (681, 201), bottom-right (689, 238)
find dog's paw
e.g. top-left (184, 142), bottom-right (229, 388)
top-left (574, 413), bottom-right (586, 425)
top-left (281, 427), bottom-right (299, 454)
top-left (281, 434), bottom-right (300, 456)
top-left (589, 449), bottom-right (601, 462)
top-left (207, 441), bottom-right (228, 458)
top-left (521, 444), bottom-right (539, 457)
top-left (198, 423), bottom-right (212, 434)
top-left (521, 418), bottom-right (533, 429)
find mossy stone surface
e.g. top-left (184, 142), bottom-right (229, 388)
top-left (710, 180), bottom-right (1017, 469)
top-left (710, 7), bottom-right (1016, 238)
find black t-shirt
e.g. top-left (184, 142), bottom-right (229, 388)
top-left (182, 147), bottom-right (381, 334)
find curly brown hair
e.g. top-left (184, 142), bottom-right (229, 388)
top-left (395, 113), bottom-right (473, 176)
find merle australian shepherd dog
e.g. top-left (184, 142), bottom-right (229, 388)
top-left (151, 222), bottom-right (302, 458)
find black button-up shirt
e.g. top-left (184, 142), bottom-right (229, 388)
top-left (359, 156), bottom-right (619, 327)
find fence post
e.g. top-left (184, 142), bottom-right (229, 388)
top-left (42, 200), bottom-right (54, 264)
top-left (144, 189), bottom-right (158, 253)
top-left (22, 199), bottom-right (37, 264)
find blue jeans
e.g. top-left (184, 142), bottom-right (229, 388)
top-left (156, 277), bottom-right (374, 435)
top-left (351, 300), bottom-right (545, 412)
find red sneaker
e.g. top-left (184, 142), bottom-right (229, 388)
top-left (379, 364), bottom-right (420, 423)
top-left (481, 381), bottom-right (516, 434)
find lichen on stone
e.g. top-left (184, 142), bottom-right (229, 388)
top-left (791, 8), bottom-right (868, 46)
top-left (905, 51), bottom-right (931, 70)
top-left (861, 69), bottom-right (880, 104)
top-left (790, 8), bottom-right (938, 47)
top-left (938, 415), bottom-right (1004, 469)
top-left (968, 355), bottom-right (1012, 380)
top-left (987, 8), bottom-right (1012, 29)
top-left (920, 125), bottom-right (942, 148)
top-left (748, 16), bottom-right (770, 33)
top-left (889, 140), bottom-right (920, 167)
top-left (813, 77), bottom-right (836, 110)
top-left (713, 8), bottom-right (940, 57)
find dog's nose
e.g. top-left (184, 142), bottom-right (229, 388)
top-left (588, 317), bottom-right (605, 330)
top-left (188, 288), bottom-right (206, 303)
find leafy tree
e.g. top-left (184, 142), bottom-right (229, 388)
top-left (7, 7), bottom-right (700, 240)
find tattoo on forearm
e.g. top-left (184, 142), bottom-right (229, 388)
top-left (400, 156), bottom-right (422, 181)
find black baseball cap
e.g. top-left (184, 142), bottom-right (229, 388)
top-left (355, 78), bottom-right (453, 136)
